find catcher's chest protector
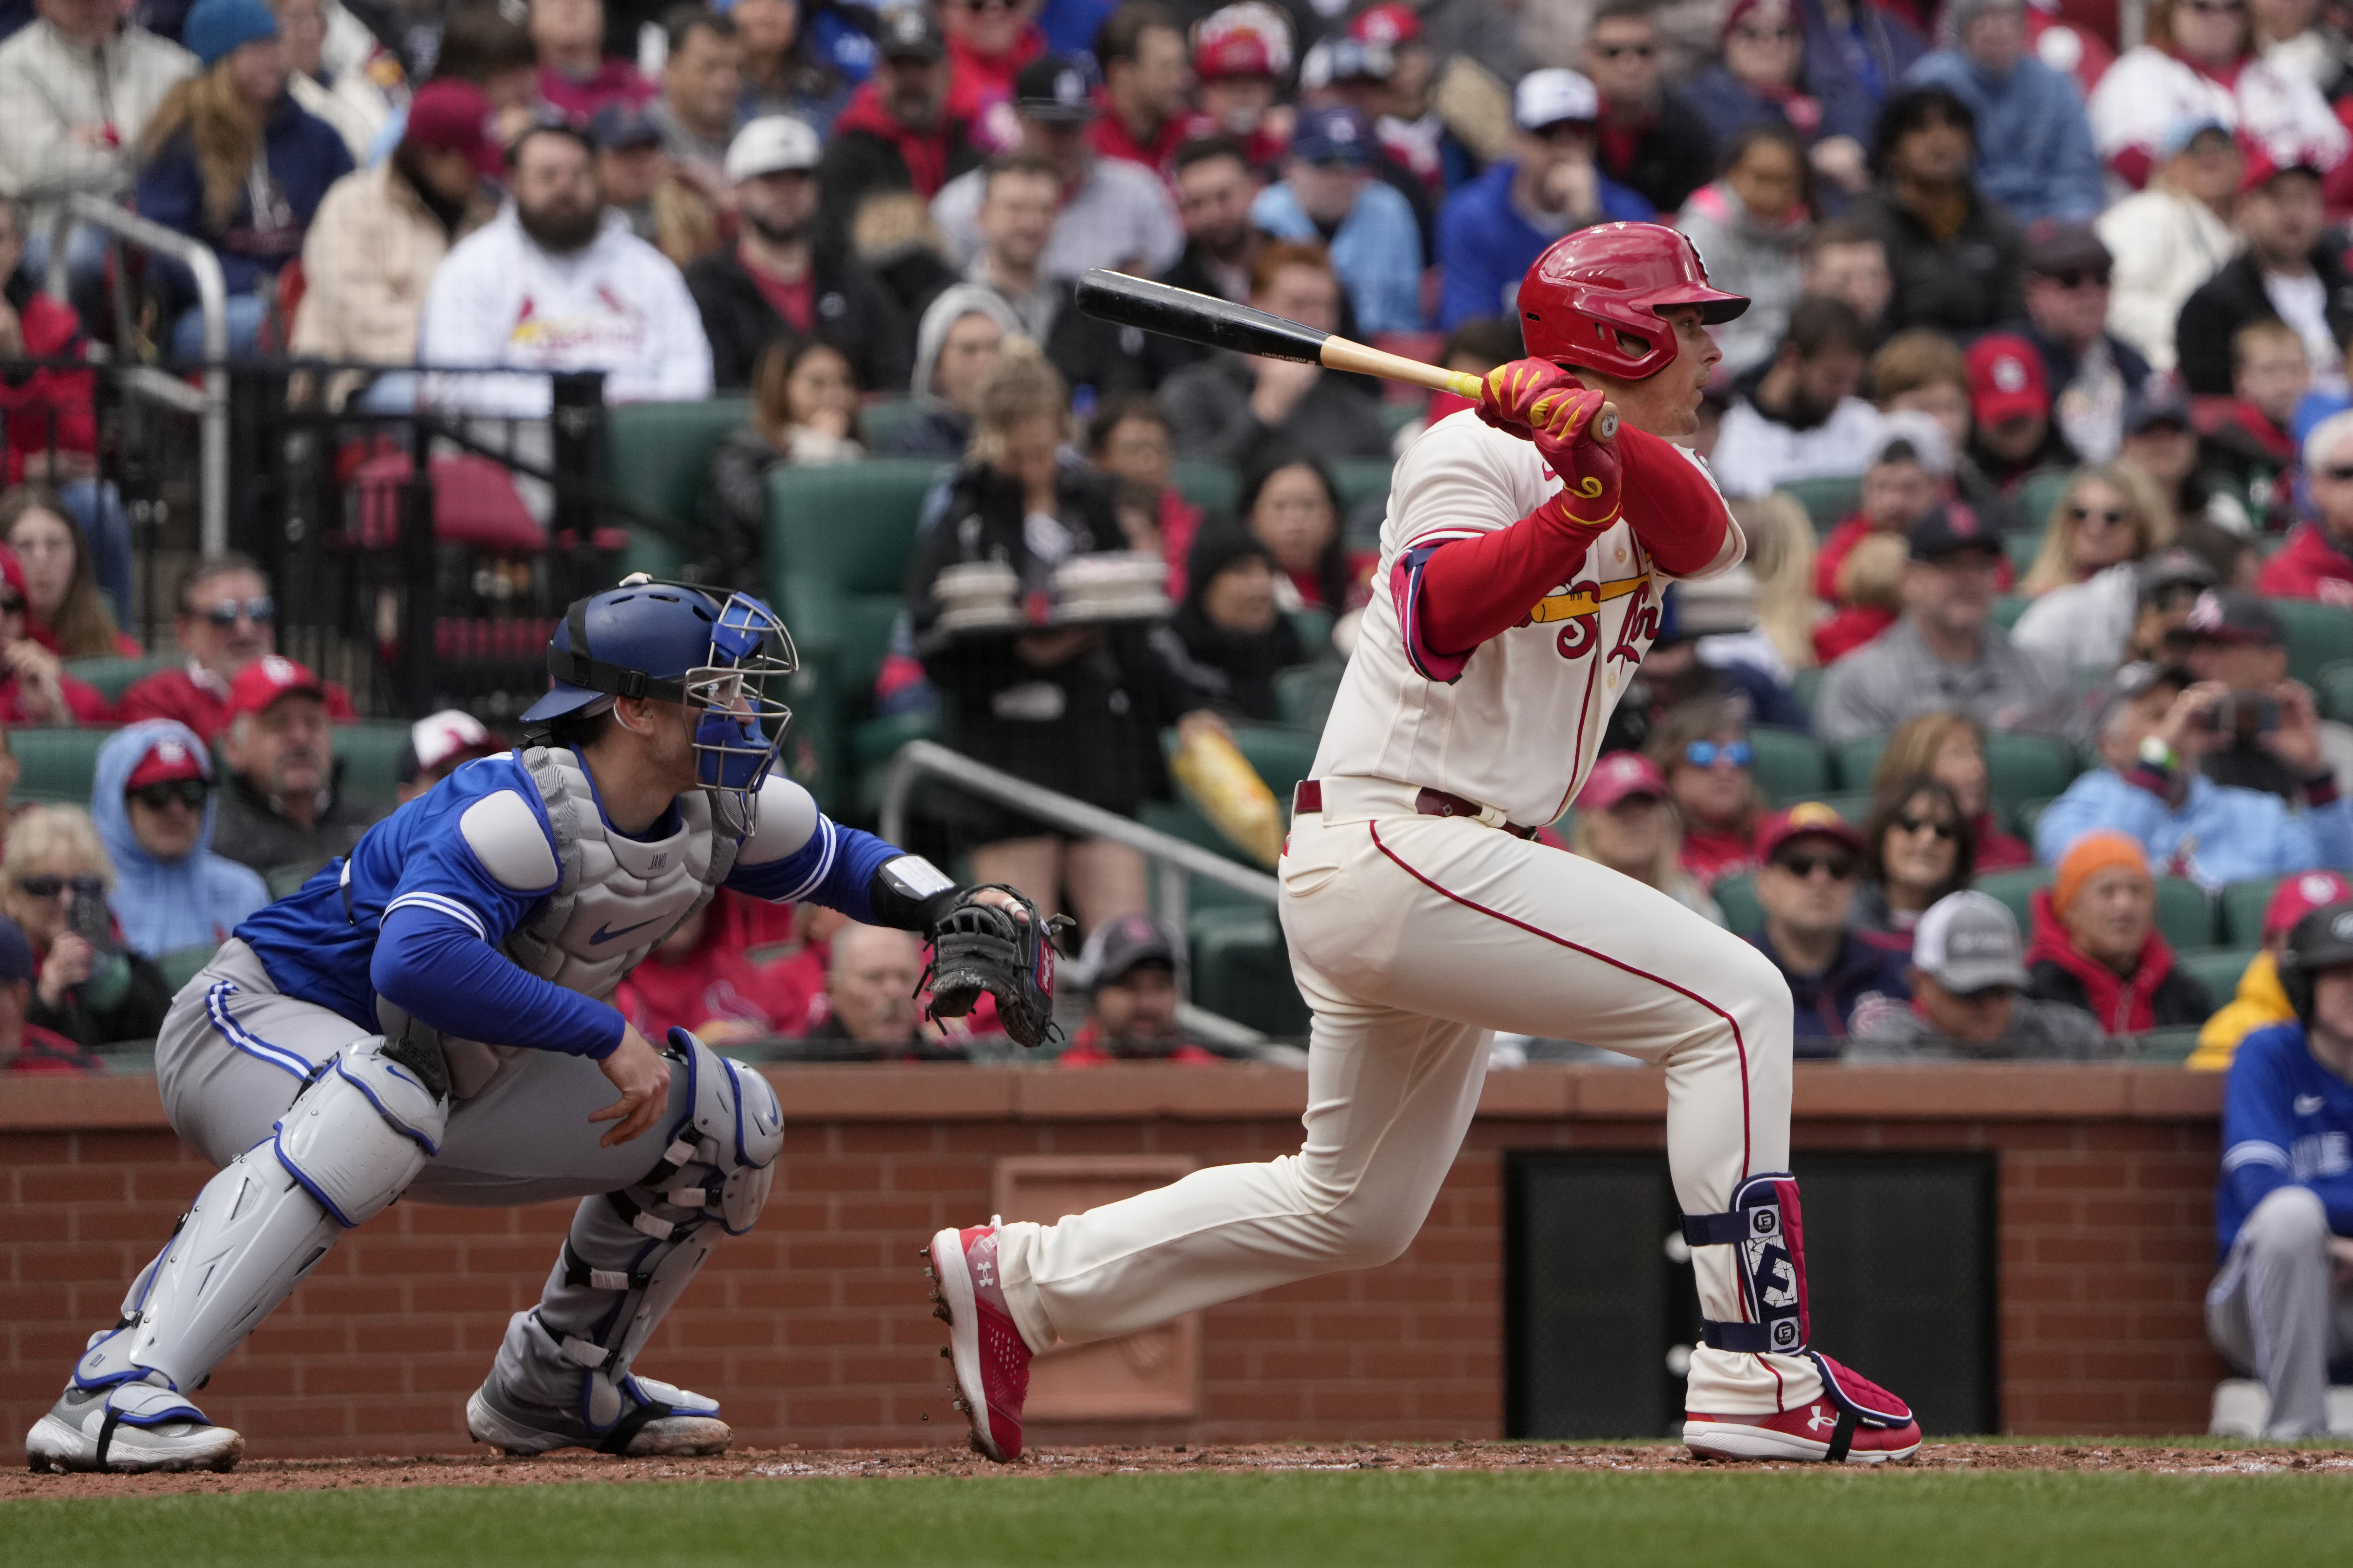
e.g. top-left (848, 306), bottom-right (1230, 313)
top-left (382, 746), bottom-right (738, 1096)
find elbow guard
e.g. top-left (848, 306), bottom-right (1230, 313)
top-left (868, 853), bottom-right (960, 931)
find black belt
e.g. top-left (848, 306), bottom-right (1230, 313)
top-left (1293, 780), bottom-right (1539, 841)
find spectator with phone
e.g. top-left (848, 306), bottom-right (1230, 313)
top-left (2036, 662), bottom-right (2353, 883)
top-left (0, 805), bottom-right (173, 1051)
top-left (92, 720), bottom-right (269, 960)
top-left (2181, 588), bottom-right (2334, 806)
top-left (0, 913), bottom-right (101, 1075)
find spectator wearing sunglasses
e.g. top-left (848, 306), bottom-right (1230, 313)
top-left (210, 655), bottom-right (384, 883)
top-left (115, 554), bottom-right (355, 744)
top-left (1744, 801), bottom-right (1910, 1052)
top-left (2260, 408), bottom-right (2353, 605)
top-left (0, 805), bottom-right (174, 1052)
top-left (1854, 774), bottom-right (1975, 951)
top-left (2023, 830), bottom-right (2214, 1035)
top-left (2013, 463), bottom-right (2178, 682)
top-left (1643, 698), bottom-right (1765, 890)
top-left (0, 544), bottom-right (108, 727)
top-left (1581, 0), bottom-right (1715, 217)
top-left (2002, 221), bottom-right (2151, 466)
top-left (0, 913), bottom-right (102, 1076)
top-left (1850, 889), bottom-right (2110, 1060)
top-left (91, 720), bottom-right (268, 961)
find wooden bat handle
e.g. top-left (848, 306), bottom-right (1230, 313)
top-left (1315, 337), bottom-right (1620, 440)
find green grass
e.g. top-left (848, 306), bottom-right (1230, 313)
top-left (11, 1470), bottom-right (2353, 1568)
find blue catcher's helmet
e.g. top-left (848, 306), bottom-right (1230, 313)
top-left (520, 575), bottom-right (798, 823)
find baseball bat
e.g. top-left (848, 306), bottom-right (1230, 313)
top-left (1073, 269), bottom-right (1618, 439)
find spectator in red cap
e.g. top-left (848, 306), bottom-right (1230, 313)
top-left (2192, 870), bottom-right (2353, 1069)
top-left (0, 913), bottom-right (101, 1076)
top-left (291, 76), bottom-right (501, 402)
top-left (1090, 3), bottom-right (1191, 177)
top-left (1745, 801), bottom-right (1911, 1052)
top-left (2265, 408), bottom-right (2353, 608)
top-left (1567, 749), bottom-right (1724, 923)
top-left (394, 708), bottom-right (509, 803)
top-left (2175, 150), bottom-right (2353, 400)
top-left (1964, 330), bottom-right (2064, 489)
top-left (1188, 2), bottom-right (1294, 169)
top-left (92, 719), bottom-right (268, 958)
top-left (116, 554), bottom-right (353, 743)
top-left (941, 0), bottom-right (1047, 140)
top-left (530, 0), bottom-right (654, 124)
top-left (0, 544), bottom-right (108, 727)
top-left (210, 654), bottom-right (384, 880)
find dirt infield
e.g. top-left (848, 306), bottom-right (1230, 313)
top-left (11, 1440), bottom-right (2353, 1499)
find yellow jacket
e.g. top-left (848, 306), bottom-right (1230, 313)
top-left (2188, 950), bottom-right (2293, 1072)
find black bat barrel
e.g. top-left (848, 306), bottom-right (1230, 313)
top-left (1074, 269), bottom-right (1330, 364)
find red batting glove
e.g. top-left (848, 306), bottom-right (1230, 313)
top-left (1530, 388), bottom-right (1622, 530)
top-left (1475, 357), bottom-right (1580, 438)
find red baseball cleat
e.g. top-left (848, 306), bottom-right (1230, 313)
top-left (924, 1220), bottom-right (1030, 1462)
top-left (1684, 1354), bottom-right (1921, 1464)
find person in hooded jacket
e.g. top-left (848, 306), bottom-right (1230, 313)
top-left (2024, 829), bottom-right (2213, 1035)
top-left (1153, 526), bottom-right (1305, 723)
top-left (886, 283), bottom-right (1022, 459)
top-left (92, 719), bottom-right (268, 961)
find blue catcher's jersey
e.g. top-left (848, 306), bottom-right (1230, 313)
top-left (236, 749), bottom-right (899, 1049)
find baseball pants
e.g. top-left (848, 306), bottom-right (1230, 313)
top-left (993, 778), bottom-right (1816, 1415)
top-left (2206, 1185), bottom-right (2353, 1439)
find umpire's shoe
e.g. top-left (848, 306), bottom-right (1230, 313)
top-left (26, 1374), bottom-right (243, 1473)
top-left (465, 1369), bottom-right (732, 1457)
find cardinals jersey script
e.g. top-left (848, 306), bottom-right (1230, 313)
top-left (1314, 408), bottom-right (1747, 827)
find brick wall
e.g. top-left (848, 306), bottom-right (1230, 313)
top-left (0, 1065), bottom-right (2225, 1457)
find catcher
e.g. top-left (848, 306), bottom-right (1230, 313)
top-left (26, 578), bottom-right (1054, 1473)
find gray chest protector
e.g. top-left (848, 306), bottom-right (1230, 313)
top-left (381, 745), bottom-right (739, 1098)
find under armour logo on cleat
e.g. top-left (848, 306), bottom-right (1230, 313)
top-left (976, 1261), bottom-right (995, 1287)
top-left (1806, 1406), bottom-right (1837, 1433)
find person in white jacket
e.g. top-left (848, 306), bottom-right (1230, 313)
top-left (2087, 0), bottom-right (2347, 188)
top-left (418, 123), bottom-right (714, 420)
top-left (2096, 116), bottom-right (2243, 374)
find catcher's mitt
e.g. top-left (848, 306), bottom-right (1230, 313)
top-left (920, 885), bottom-right (1077, 1049)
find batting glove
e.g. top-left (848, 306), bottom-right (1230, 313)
top-left (1530, 388), bottom-right (1622, 530)
top-left (1474, 357), bottom-right (1581, 439)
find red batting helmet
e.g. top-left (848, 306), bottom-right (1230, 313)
top-left (1518, 222), bottom-right (1748, 381)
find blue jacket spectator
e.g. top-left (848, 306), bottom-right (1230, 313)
top-left (1742, 802), bottom-right (1910, 1055)
top-left (1435, 68), bottom-right (1648, 330)
top-left (1904, 5), bottom-right (2103, 224)
top-left (1794, 0), bottom-right (1925, 122)
top-left (1251, 106), bottom-right (1423, 336)
top-left (1686, 0), bottom-right (1877, 182)
top-left (94, 720), bottom-right (269, 958)
top-left (134, 0), bottom-right (353, 357)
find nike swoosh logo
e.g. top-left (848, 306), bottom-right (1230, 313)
top-left (589, 917), bottom-right (664, 945)
top-left (2295, 1094), bottom-right (2326, 1116)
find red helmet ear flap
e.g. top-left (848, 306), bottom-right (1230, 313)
top-left (1518, 222), bottom-right (1748, 381)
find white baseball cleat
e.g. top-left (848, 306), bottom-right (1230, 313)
top-left (25, 1377), bottom-right (243, 1474)
top-left (466, 1371), bottom-right (731, 1457)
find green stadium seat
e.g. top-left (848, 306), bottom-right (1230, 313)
top-left (1985, 733), bottom-right (2082, 809)
top-left (1171, 459), bottom-right (1238, 517)
top-left (1274, 662), bottom-right (1343, 731)
top-left (1989, 594), bottom-right (2030, 631)
top-left (857, 395), bottom-right (922, 452)
top-left (2265, 598), bottom-right (2353, 685)
top-left (2153, 876), bottom-right (2218, 952)
top-left (155, 944), bottom-right (218, 993)
top-left (767, 458), bottom-right (950, 811)
top-left (1748, 724), bottom-right (1829, 805)
top-left (266, 862), bottom-right (316, 899)
top-left (1226, 722), bottom-right (1321, 804)
top-left (1330, 457), bottom-right (1395, 516)
top-left (2318, 659), bottom-right (2353, 725)
top-left (11, 726), bottom-right (118, 802)
top-left (2010, 794), bottom-right (2057, 844)
top-left (63, 653), bottom-right (179, 703)
top-left (603, 398), bottom-right (752, 578)
top-left (2133, 1025), bottom-right (2204, 1065)
top-left (1788, 666), bottom-right (1825, 716)
top-left (1832, 734), bottom-right (1884, 793)
top-left (1712, 872), bottom-right (1762, 936)
top-left (2003, 528), bottom-right (2041, 576)
top-left (1776, 476), bottom-right (1858, 536)
top-left (2175, 947), bottom-right (2256, 1008)
top-left (2219, 876), bottom-right (2285, 946)
top-left (2012, 468), bottom-right (2073, 541)
top-left (331, 720), bottom-right (418, 801)
top-left (1288, 607), bottom-right (1334, 657)
top-left (1189, 907), bottom-right (1309, 1037)
top-left (1973, 867), bottom-right (2051, 932)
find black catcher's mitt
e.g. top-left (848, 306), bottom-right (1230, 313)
top-left (921, 885), bottom-right (1077, 1049)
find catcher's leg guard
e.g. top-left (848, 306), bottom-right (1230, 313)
top-left (28, 1039), bottom-right (443, 1472)
top-left (1680, 1173), bottom-right (1918, 1463)
top-left (472, 1033), bottom-right (780, 1457)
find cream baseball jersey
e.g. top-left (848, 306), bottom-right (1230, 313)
top-left (1310, 410), bottom-right (1746, 827)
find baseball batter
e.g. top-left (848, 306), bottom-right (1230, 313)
top-left (927, 224), bottom-right (1919, 1464)
top-left (25, 581), bottom-right (1028, 1473)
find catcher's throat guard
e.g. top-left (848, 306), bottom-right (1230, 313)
top-left (920, 885), bottom-right (1076, 1050)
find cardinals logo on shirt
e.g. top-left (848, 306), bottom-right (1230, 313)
top-left (1519, 571), bottom-right (1653, 663)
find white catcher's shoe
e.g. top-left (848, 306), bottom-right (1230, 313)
top-left (465, 1369), bottom-right (732, 1457)
top-left (25, 1375), bottom-right (243, 1474)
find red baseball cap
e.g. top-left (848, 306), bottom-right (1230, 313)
top-left (2238, 140), bottom-right (2323, 196)
top-left (1577, 750), bottom-right (1669, 810)
top-left (1349, 2), bottom-right (1421, 47)
top-left (226, 654), bottom-right (326, 720)
top-left (1754, 801), bottom-right (1864, 863)
top-left (1964, 333), bottom-right (2050, 428)
top-left (125, 734), bottom-right (209, 791)
top-left (403, 78), bottom-right (502, 181)
top-left (2266, 871), bottom-right (2353, 939)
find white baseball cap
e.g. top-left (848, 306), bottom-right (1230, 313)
top-left (726, 116), bottom-right (822, 183)
top-left (1867, 409), bottom-right (1954, 478)
top-left (1514, 68), bottom-right (1599, 133)
top-left (1913, 892), bottom-right (2029, 994)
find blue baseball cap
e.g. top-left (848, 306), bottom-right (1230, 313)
top-left (1290, 106), bottom-right (1376, 167)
